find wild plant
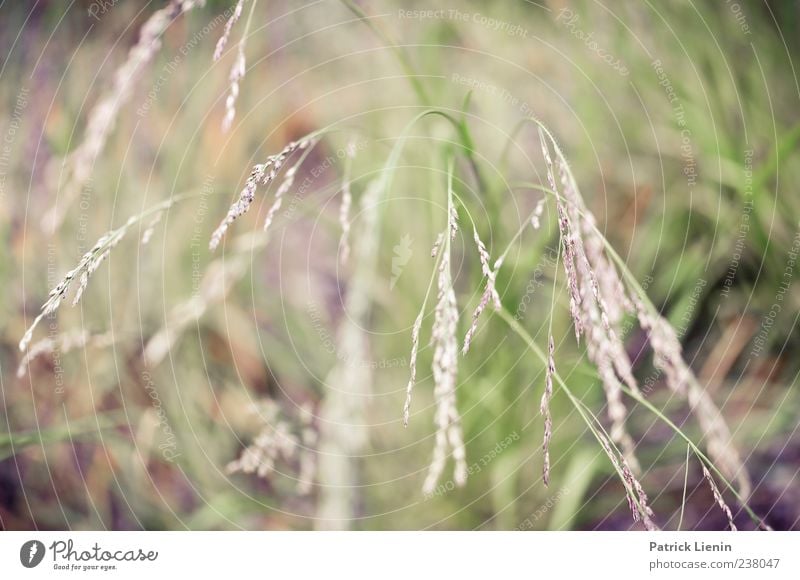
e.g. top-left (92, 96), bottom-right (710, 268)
top-left (18, 1), bottom-right (770, 531)
top-left (41, 0), bottom-right (202, 232)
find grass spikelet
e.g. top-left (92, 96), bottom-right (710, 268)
top-left (209, 138), bottom-right (312, 250)
top-left (555, 201), bottom-right (583, 342)
top-left (555, 153), bottom-right (637, 388)
top-left (537, 128), bottom-right (582, 342)
top-left (535, 120), bottom-right (750, 498)
top-left (422, 241), bottom-right (464, 494)
top-left (546, 162), bottom-right (583, 341)
top-left (634, 297), bottom-right (691, 396)
top-left (227, 400), bottom-right (301, 479)
top-left (263, 138), bottom-right (318, 234)
top-left (213, 0), bottom-right (245, 61)
top-left (689, 385), bottom-right (751, 498)
top-left (338, 140), bottom-right (356, 264)
top-left (540, 335), bottom-right (555, 486)
top-left (209, 164), bottom-right (266, 250)
top-left (431, 232), bottom-right (444, 258)
top-left (539, 127), bottom-right (642, 470)
top-left (462, 225), bottom-right (501, 355)
top-left (530, 196), bottom-right (545, 229)
top-left (21, 200), bottom-right (175, 351)
top-left (402, 311), bottom-right (423, 427)
top-left (448, 203), bottom-right (458, 240)
top-left (220, 0), bottom-right (257, 132)
top-left (422, 166), bottom-right (467, 494)
top-left (597, 430), bottom-right (658, 530)
top-left (597, 361), bottom-right (640, 473)
top-left (404, 227), bottom-right (448, 427)
top-left (18, 330), bottom-right (86, 378)
top-left (16, 330), bottom-right (113, 378)
top-left (622, 459), bottom-right (657, 530)
top-left (140, 211), bottom-right (165, 245)
top-left (702, 464), bottom-right (738, 531)
top-left (222, 47), bottom-right (245, 132)
top-left (580, 211), bottom-right (633, 325)
top-left (634, 296), bottom-right (750, 496)
top-left (472, 226), bottom-right (500, 308)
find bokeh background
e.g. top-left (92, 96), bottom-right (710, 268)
top-left (1, 0), bottom-right (799, 530)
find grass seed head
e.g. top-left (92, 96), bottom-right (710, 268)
top-left (703, 464), bottom-right (738, 531)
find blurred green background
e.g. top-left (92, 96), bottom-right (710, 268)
top-left (1, 0), bottom-right (799, 530)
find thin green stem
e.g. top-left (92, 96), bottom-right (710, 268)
top-left (507, 174), bottom-right (763, 524)
top-left (242, 0), bottom-right (259, 46)
top-left (678, 443), bottom-right (690, 531)
top-left (496, 308), bottom-right (653, 526)
top-left (618, 382), bottom-right (763, 525)
top-left (494, 184), bottom-right (557, 269)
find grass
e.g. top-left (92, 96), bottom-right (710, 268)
top-left (2, 0), bottom-right (799, 531)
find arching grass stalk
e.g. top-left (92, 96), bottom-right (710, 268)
top-left (618, 382), bottom-right (767, 528)
top-left (143, 172), bottom-right (363, 368)
top-left (341, 0), bottom-right (488, 190)
top-left (20, 190), bottom-right (209, 352)
top-left (504, 116), bottom-right (751, 497)
top-left (508, 179), bottom-right (755, 504)
top-left (497, 308), bottom-right (657, 529)
top-left (455, 91), bottom-right (488, 194)
top-left (500, 173), bottom-right (768, 528)
top-left (209, 130), bottom-right (329, 250)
